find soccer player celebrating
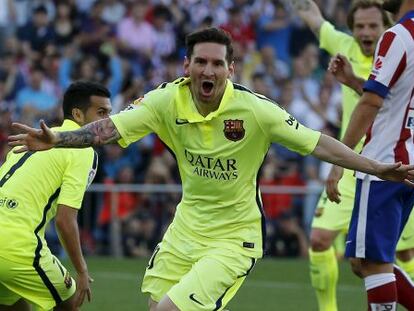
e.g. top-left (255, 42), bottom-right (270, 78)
top-left (327, 0), bottom-right (414, 309)
top-left (8, 28), bottom-right (414, 311)
top-left (0, 81), bottom-right (112, 311)
top-left (291, 1), bottom-right (414, 310)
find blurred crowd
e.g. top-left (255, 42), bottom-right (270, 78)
top-left (0, 0), bottom-right (352, 257)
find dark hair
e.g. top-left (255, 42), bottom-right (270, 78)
top-left (185, 27), bottom-right (234, 64)
top-left (347, 0), bottom-right (393, 30)
top-left (63, 81), bottom-right (110, 119)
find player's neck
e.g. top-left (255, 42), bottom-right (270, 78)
top-left (194, 99), bottom-right (220, 117)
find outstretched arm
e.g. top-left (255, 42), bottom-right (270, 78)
top-left (312, 134), bottom-right (414, 190)
top-left (290, 0), bottom-right (325, 39)
top-left (8, 118), bottom-right (120, 153)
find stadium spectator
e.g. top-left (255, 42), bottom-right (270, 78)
top-left (15, 66), bottom-right (58, 127)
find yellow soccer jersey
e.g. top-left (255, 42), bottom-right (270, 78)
top-left (0, 120), bottom-right (97, 264)
top-left (320, 21), bottom-right (373, 152)
top-left (111, 77), bottom-right (320, 258)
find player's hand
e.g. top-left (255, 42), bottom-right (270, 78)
top-left (326, 165), bottom-right (344, 204)
top-left (375, 162), bottom-right (414, 186)
top-left (8, 120), bottom-right (58, 153)
top-left (75, 271), bottom-right (93, 307)
top-left (328, 54), bottom-right (355, 87)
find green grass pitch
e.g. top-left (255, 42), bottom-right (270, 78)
top-left (71, 257), bottom-right (367, 311)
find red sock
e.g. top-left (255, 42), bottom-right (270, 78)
top-left (394, 265), bottom-right (414, 310)
top-left (367, 281), bottom-right (397, 310)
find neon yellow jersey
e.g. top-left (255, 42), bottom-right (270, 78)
top-left (0, 120), bottom-right (97, 264)
top-left (320, 21), bottom-right (373, 152)
top-left (111, 77), bottom-right (321, 258)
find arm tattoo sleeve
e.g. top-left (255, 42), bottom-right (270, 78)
top-left (291, 0), bottom-right (311, 10)
top-left (56, 118), bottom-right (121, 148)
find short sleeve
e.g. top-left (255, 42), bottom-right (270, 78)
top-left (364, 31), bottom-right (407, 98)
top-left (57, 149), bottom-right (97, 209)
top-left (254, 98), bottom-right (321, 155)
top-left (110, 89), bottom-right (167, 147)
top-left (319, 21), bottom-right (353, 56)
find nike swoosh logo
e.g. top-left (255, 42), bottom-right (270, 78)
top-left (189, 293), bottom-right (204, 306)
top-left (401, 234), bottom-right (414, 241)
top-left (176, 119), bottom-right (189, 125)
top-left (345, 240), bottom-right (352, 244)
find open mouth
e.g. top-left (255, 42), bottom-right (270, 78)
top-left (361, 39), bottom-right (373, 50)
top-left (201, 81), bottom-right (214, 96)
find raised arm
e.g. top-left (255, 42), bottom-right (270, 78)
top-left (329, 54), bottom-right (365, 95)
top-left (8, 118), bottom-right (120, 153)
top-left (290, 0), bottom-right (325, 38)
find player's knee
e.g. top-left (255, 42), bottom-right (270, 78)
top-left (349, 258), bottom-right (363, 278)
top-left (154, 295), bottom-right (180, 311)
top-left (310, 230), bottom-right (332, 251)
top-left (148, 298), bottom-right (158, 311)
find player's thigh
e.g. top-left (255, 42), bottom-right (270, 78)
top-left (346, 179), bottom-right (414, 262)
top-left (397, 208), bottom-right (414, 252)
top-left (142, 243), bottom-right (193, 303)
top-left (0, 298), bottom-right (31, 311)
top-left (168, 250), bottom-right (256, 311)
top-left (0, 255), bottom-right (75, 311)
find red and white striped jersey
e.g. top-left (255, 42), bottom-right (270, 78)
top-left (358, 11), bottom-right (414, 180)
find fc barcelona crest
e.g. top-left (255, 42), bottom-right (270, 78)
top-left (223, 119), bottom-right (245, 142)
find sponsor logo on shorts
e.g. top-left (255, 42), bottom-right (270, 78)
top-left (64, 272), bottom-right (73, 289)
top-left (0, 197), bottom-right (19, 209)
top-left (243, 242), bottom-right (254, 249)
top-left (189, 293), bottom-right (204, 306)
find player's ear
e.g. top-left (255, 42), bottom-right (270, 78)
top-left (228, 61), bottom-right (235, 78)
top-left (183, 56), bottom-right (190, 76)
top-left (72, 107), bottom-right (85, 125)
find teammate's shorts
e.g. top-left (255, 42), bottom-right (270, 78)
top-left (142, 225), bottom-right (256, 311)
top-left (345, 177), bottom-right (414, 262)
top-left (0, 254), bottom-right (76, 310)
top-left (312, 169), bottom-right (356, 231)
top-left (397, 209), bottom-right (414, 251)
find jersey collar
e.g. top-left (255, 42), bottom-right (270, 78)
top-left (398, 10), bottom-right (414, 23)
top-left (61, 119), bottom-right (81, 130)
top-left (176, 77), bottom-right (234, 123)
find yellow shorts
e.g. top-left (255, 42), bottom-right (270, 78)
top-left (312, 170), bottom-right (356, 232)
top-left (0, 254), bottom-right (76, 310)
top-left (142, 226), bottom-right (256, 311)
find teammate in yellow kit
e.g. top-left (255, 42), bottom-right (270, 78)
top-left (8, 28), bottom-right (414, 311)
top-left (0, 81), bottom-right (111, 311)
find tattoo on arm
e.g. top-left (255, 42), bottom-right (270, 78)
top-left (56, 118), bottom-right (121, 148)
top-left (291, 0), bottom-right (311, 10)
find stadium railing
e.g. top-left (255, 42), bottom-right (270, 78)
top-left (87, 184), bottom-right (324, 257)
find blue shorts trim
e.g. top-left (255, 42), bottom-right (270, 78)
top-left (345, 178), bottom-right (414, 262)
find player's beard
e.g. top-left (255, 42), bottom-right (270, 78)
top-left (382, 0), bottom-right (403, 14)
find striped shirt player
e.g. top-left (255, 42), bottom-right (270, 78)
top-left (344, 9), bottom-right (414, 311)
top-left (346, 11), bottom-right (414, 261)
